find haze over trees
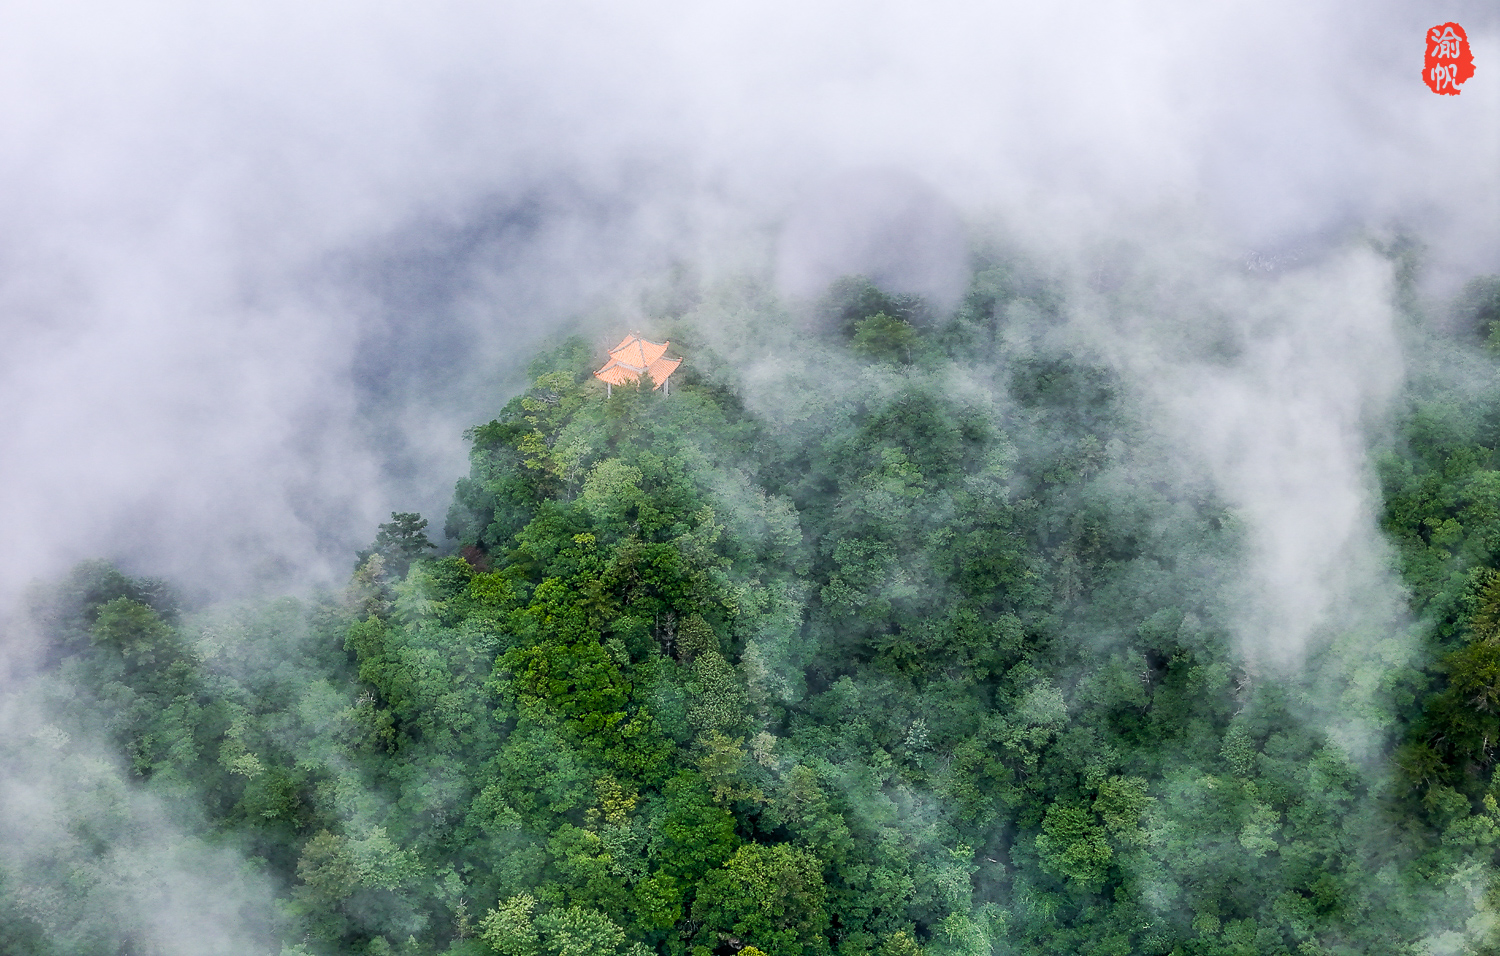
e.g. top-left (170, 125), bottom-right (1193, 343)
top-left (5, 254), bottom-right (1500, 956)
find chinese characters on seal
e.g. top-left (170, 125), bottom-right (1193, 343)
top-left (1423, 23), bottom-right (1474, 95)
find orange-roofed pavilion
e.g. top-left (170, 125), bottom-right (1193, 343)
top-left (594, 333), bottom-right (681, 395)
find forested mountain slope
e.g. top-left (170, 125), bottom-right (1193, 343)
top-left (6, 267), bottom-right (1500, 956)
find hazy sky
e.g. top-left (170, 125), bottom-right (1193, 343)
top-left (0, 0), bottom-right (1495, 614)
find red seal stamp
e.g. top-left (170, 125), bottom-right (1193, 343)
top-left (1424, 22), bottom-right (1474, 95)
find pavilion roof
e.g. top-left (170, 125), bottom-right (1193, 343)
top-left (594, 333), bottom-right (680, 390)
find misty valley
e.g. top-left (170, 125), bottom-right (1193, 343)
top-left (7, 259), bottom-right (1500, 956)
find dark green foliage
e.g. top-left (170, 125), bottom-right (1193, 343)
top-left (363, 512), bottom-right (439, 578)
top-left (817, 276), bottom-right (932, 335)
top-left (25, 559), bottom-right (181, 661)
top-left (12, 267), bottom-right (1500, 956)
top-left (850, 313), bottom-right (918, 365)
top-left (1455, 274), bottom-right (1500, 348)
top-left (692, 843), bottom-right (829, 956)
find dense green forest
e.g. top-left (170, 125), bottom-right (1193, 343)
top-left (5, 259), bottom-right (1500, 956)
